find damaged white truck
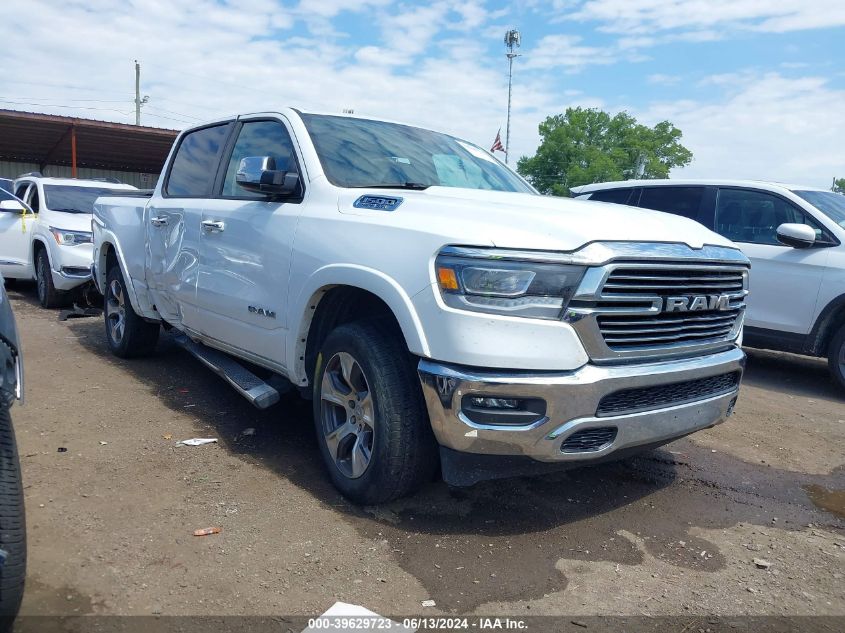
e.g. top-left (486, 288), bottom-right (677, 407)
top-left (92, 109), bottom-right (750, 503)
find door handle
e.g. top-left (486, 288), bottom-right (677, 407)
top-left (201, 220), bottom-right (225, 233)
top-left (150, 216), bottom-right (169, 227)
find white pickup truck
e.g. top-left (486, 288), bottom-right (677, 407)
top-left (92, 109), bottom-right (750, 503)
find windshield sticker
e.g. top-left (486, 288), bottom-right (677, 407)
top-left (457, 141), bottom-right (497, 164)
top-left (390, 156), bottom-right (411, 165)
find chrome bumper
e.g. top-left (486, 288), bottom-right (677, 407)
top-left (418, 346), bottom-right (745, 463)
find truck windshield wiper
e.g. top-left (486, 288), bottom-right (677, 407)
top-left (351, 182), bottom-right (431, 190)
top-left (51, 208), bottom-right (85, 213)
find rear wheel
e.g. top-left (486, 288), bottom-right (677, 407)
top-left (105, 264), bottom-right (160, 358)
top-left (35, 248), bottom-right (66, 309)
top-left (827, 323), bottom-right (845, 390)
top-left (0, 406), bottom-right (25, 630)
top-left (313, 321), bottom-right (438, 504)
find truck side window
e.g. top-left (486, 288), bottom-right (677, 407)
top-left (221, 121), bottom-right (297, 198)
top-left (715, 188), bottom-right (831, 245)
top-left (165, 124), bottom-right (230, 197)
top-left (638, 186), bottom-right (705, 221)
top-left (589, 188), bottom-right (633, 204)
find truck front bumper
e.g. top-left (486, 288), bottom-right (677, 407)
top-left (418, 346), bottom-right (744, 465)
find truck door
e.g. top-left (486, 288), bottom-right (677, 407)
top-left (194, 118), bottom-right (305, 368)
top-left (146, 123), bottom-right (232, 328)
top-left (0, 183), bottom-right (36, 280)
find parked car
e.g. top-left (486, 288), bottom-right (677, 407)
top-left (0, 280), bottom-right (25, 628)
top-left (572, 179), bottom-right (845, 388)
top-left (92, 110), bottom-right (750, 503)
top-left (1, 175), bottom-right (136, 308)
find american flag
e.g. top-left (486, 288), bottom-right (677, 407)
top-left (490, 129), bottom-right (505, 153)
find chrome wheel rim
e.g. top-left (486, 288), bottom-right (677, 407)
top-left (319, 351), bottom-right (375, 479)
top-left (106, 279), bottom-right (126, 344)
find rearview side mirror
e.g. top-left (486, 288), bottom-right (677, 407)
top-left (0, 200), bottom-right (25, 214)
top-left (776, 223), bottom-right (816, 249)
top-left (236, 156), bottom-right (299, 198)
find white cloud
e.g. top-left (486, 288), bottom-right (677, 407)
top-left (640, 73), bottom-right (845, 188)
top-left (567, 0), bottom-right (845, 35)
top-left (647, 73), bottom-right (681, 85)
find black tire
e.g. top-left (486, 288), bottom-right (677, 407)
top-left (104, 264), bottom-right (159, 358)
top-left (312, 321), bottom-right (438, 504)
top-left (35, 248), bottom-right (66, 309)
top-left (0, 406), bottom-right (25, 630)
top-left (827, 323), bottom-right (845, 390)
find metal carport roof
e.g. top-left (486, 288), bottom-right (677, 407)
top-left (0, 109), bottom-right (179, 175)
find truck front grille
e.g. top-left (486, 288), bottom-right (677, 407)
top-left (568, 262), bottom-right (749, 361)
top-left (596, 371), bottom-right (741, 417)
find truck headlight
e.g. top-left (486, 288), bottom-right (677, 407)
top-left (49, 227), bottom-right (93, 246)
top-left (435, 250), bottom-right (586, 319)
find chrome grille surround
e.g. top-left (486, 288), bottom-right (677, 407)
top-left (565, 245), bottom-right (750, 362)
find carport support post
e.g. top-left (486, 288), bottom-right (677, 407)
top-left (70, 124), bottom-right (77, 178)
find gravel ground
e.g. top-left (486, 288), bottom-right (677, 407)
top-left (7, 283), bottom-right (844, 626)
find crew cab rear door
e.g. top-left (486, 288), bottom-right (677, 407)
top-left (147, 122), bottom-right (232, 327)
top-left (193, 117), bottom-right (305, 368)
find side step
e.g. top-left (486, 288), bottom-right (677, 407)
top-left (173, 335), bottom-right (280, 409)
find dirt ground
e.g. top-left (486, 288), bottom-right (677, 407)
top-left (7, 282), bottom-right (844, 626)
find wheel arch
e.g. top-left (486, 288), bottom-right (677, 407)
top-left (288, 267), bottom-right (430, 388)
top-left (808, 294), bottom-right (845, 357)
top-left (97, 239), bottom-right (145, 316)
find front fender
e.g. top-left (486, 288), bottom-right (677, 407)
top-left (287, 264), bottom-right (430, 386)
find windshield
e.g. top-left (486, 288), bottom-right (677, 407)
top-left (43, 185), bottom-right (127, 214)
top-left (0, 179), bottom-right (13, 194)
top-left (793, 190), bottom-right (845, 229)
top-left (300, 114), bottom-right (533, 193)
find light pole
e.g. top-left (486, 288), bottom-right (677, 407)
top-left (504, 29), bottom-right (521, 165)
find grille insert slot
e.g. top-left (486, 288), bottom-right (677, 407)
top-left (560, 427), bottom-right (617, 453)
top-left (596, 372), bottom-right (741, 417)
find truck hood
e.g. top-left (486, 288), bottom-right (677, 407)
top-left (338, 186), bottom-right (737, 252)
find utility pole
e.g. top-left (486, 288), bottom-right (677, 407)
top-left (504, 29), bottom-right (521, 165)
top-left (134, 60), bottom-right (149, 125)
top-left (135, 60), bottom-right (141, 125)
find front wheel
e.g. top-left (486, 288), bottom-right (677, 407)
top-left (104, 264), bottom-right (160, 358)
top-left (827, 323), bottom-right (845, 390)
top-left (35, 249), bottom-right (66, 309)
top-left (313, 321), bottom-right (438, 504)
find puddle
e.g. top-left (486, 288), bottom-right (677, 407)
top-left (804, 484), bottom-right (845, 519)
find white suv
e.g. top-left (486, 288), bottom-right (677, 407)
top-left (1, 175), bottom-right (135, 307)
top-left (572, 179), bottom-right (845, 388)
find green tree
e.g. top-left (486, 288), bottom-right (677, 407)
top-left (832, 177), bottom-right (845, 194)
top-left (517, 107), bottom-right (693, 196)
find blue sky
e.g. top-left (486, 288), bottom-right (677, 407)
top-left (2, 0), bottom-right (844, 186)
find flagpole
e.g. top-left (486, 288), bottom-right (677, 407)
top-left (504, 29), bottom-right (521, 165)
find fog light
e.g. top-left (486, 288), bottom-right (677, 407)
top-left (469, 397), bottom-right (520, 409)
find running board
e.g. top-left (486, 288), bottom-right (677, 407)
top-left (173, 335), bottom-right (280, 409)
